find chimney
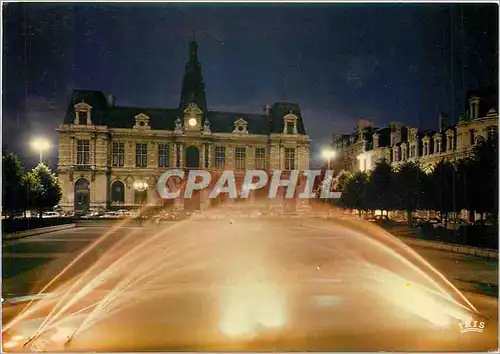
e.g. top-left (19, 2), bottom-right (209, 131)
top-left (438, 112), bottom-right (447, 132)
top-left (263, 104), bottom-right (270, 115)
top-left (108, 93), bottom-right (115, 108)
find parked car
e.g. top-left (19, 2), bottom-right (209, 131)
top-left (419, 217), bottom-right (442, 229)
top-left (42, 211), bottom-right (60, 218)
top-left (116, 209), bottom-right (131, 217)
top-left (446, 218), bottom-right (469, 230)
top-left (101, 211), bottom-right (121, 219)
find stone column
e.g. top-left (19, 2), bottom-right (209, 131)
top-left (179, 143), bottom-right (183, 168)
top-left (172, 142), bottom-right (177, 168)
top-left (200, 143), bottom-right (205, 168)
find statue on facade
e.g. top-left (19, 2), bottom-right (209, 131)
top-left (203, 118), bottom-right (211, 133)
top-left (174, 117), bottom-right (183, 133)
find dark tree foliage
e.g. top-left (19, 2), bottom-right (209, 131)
top-left (469, 138), bottom-right (498, 219)
top-left (340, 172), bottom-right (369, 214)
top-left (394, 162), bottom-right (426, 224)
top-left (2, 149), bottom-right (26, 216)
top-left (366, 159), bottom-right (395, 214)
top-left (427, 160), bottom-right (462, 226)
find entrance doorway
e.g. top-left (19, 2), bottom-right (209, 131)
top-left (74, 178), bottom-right (90, 213)
top-left (184, 145), bottom-right (201, 210)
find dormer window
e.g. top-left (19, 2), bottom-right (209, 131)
top-left (134, 113), bottom-right (150, 129)
top-left (233, 118), bottom-right (248, 134)
top-left (74, 101), bottom-right (93, 125)
top-left (283, 112), bottom-right (298, 135)
top-left (446, 130), bottom-right (454, 150)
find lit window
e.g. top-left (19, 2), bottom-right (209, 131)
top-left (215, 146), bottom-right (225, 169)
top-left (285, 148), bottom-right (295, 170)
top-left (136, 143), bottom-right (148, 168)
top-left (158, 144), bottom-right (169, 168)
top-left (76, 140), bottom-right (90, 165)
top-left (235, 147), bottom-right (246, 170)
top-left (255, 147), bottom-right (266, 170)
top-left (112, 142), bottom-right (125, 167)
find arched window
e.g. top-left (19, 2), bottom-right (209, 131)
top-left (110, 180), bottom-right (125, 204)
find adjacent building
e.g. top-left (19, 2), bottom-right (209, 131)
top-left (331, 88), bottom-right (498, 173)
top-left (56, 40), bottom-right (311, 213)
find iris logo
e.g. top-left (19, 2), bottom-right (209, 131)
top-left (458, 320), bottom-right (485, 334)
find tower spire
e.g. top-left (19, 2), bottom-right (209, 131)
top-left (179, 39), bottom-right (207, 112)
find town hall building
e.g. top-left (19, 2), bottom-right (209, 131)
top-left (56, 40), bottom-right (311, 213)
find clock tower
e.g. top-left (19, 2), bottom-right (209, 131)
top-left (179, 40), bottom-right (207, 114)
top-left (183, 102), bottom-right (203, 132)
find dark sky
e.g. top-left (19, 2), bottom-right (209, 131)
top-left (3, 3), bottom-right (498, 168)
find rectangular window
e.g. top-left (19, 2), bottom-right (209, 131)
top-left (214, 146), bottom-right (225, 169)
top-left (470, 129), bottom-right (475, 146)
top-left (235, 147), bottom-right (246, 170)
top-left (136, 143), bottom-right (148, 168)
top-left (286, 121), bottom-right (295, 134)
top-left (158, 143), bottom-right (169, 168)
top-left (284, 148), bottom-right (295, 170)
top-left (112, 142), bottom-right (125, 167)
top-left (76, 140), bottom-right (90, 165)
top-left (255, 147), bottom-right (266, 170)
top-left (410, 145), bottom-right (415, 158)
top-left (78, 111), bottom-right (86, 124)
top-left (488, 126), bottom-right (497, 141)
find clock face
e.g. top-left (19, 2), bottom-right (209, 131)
top-left (188, 118), bottom-right (197, 127)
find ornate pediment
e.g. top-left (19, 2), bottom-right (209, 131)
top-left (74, 101), bottom-right (92, 111)
top-left (74, 101), bottom-right (93, 125)
top-left (283, 112), bottom-right (298, 121)
top-left (233, 118), bottom-right (248, 134)
top-left (134, 113), bottom-right (150, 129)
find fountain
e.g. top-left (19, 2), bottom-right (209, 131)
top-left (2, 204), bottom-right (494, 351)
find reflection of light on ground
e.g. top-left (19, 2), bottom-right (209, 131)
top-left (219, 280), bottom-right (286, 337)
top-left (3, 341), bottom-right (18, 349)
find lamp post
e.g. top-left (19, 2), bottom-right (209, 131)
top-left (320, 149), bottom-right (337, 211)
top-left (31, 138), bottom-right (50, 164)
top-left (321, 149), bottom-right (336, 170)
top-left (133, 180), bottom-right (148, 225)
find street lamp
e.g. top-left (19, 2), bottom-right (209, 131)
top-left (321, 149), bottom-right (336, 169)
top-left (31, 138), bottom-right (50, 164)
top-left (133, 180), bottom-right (149, 224)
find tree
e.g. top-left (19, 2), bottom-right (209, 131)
top-left (366, 159), bottom-right (395, 215)
top-left (468, 138), bottom-right (498, 219)
top-left (394, 162), bottom-right (426, 224)
top-left (340, 172), bottom-right (369, 215)
top-left (428, 160), bottom-right (462, 226)
top-left (2, 149), bottom-right (26, 217)
top-left (25, 163), bottom-right (62, 217)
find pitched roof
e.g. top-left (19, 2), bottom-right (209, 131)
top-left (63, 90), bottom-right (307, 135)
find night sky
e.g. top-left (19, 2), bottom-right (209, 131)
top-left (3, 3), bottom-right (498, 168)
